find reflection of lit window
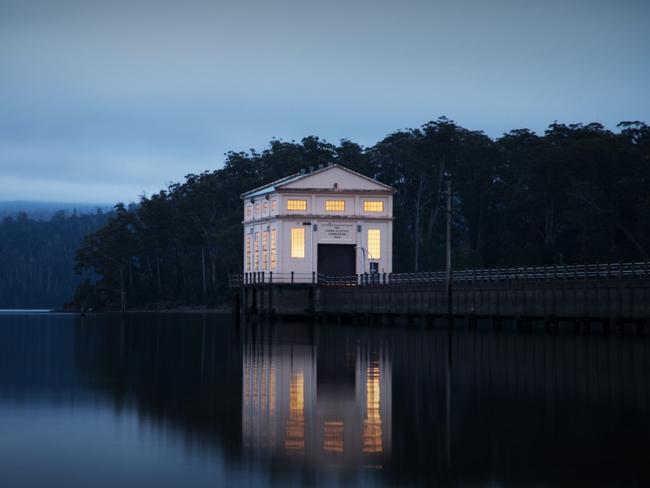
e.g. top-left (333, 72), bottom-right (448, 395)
top-left (255, 202), bottom-right (261, 217)
top-left (287, 199), bottom-right (307, 211)
top-left (271, 200), bottom-right (278, 212)
top-left (270, 229), bottom-right (277, 269)
top-left (246, 205), bottom-right (253, 219)
top-left (242, 351), bottom-right (278, 450)
top-left (325, 200), bottom-right (345, 212)
top-left (262, 231), bottom-right (269, 270)
top-left (323, 421), bottom-right (344, 453)
top-left (364, 201), bottom-right (384, 212)
top-left (363, 362), bottom-right (382, 453)
top-left (270, 365), bottom-right (276, 447)
top-left (285, 372), bottom-right (305, 453)
top-left (263, 201), bottom-right (269, 215)
top-left (254, 232), bottom-right (260, 270)
top-left (367, 229), bottom-right (381, 259)
top-left (245, 235), bottom-right (251, 271)
top-left (291, 228), bottom-right (305, 258)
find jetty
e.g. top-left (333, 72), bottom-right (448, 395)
top-left (231, 261), bottom-right (650, 331)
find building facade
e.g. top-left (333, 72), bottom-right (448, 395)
top-left (241, 164), bottom-right (394, 281)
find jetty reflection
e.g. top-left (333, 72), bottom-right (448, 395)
top-left (242, 327), bottom-right (391, 467)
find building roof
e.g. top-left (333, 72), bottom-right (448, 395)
top-left (240, 164), bottom-right (393, 200)
top-left (241, 173), bottom-right (303, 199)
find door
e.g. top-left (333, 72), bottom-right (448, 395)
top-left (317, 244), bottom-right (356, 277)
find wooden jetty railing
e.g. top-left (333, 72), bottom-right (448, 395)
top-left (230, 261), bottom-right (650, 288)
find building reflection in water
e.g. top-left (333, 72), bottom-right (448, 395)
top-left (242, 338), bottom-right (391, 466)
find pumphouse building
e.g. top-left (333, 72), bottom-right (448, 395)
top-left (241, 164), bottom-right (394, 282)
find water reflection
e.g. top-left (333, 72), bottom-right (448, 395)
top-left (0, 313), bottom-right (649, 486)
top-left (242, 336), bottom-right (391, 466)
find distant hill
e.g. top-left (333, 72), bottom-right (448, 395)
top-left (0, 201), bottom-right (112, 221)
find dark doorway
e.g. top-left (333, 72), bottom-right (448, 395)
top-left (317, 244), bottom-right (356, 277)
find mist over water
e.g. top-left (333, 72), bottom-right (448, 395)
top-left (0, 312), bottom-right (648, 486)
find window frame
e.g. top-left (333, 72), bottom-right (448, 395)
top-left (286, 199), bottom-right (307, 211)
top-left (367, 228), bottom-right (381, 260)
top-left (270, 229), bottom-right (277, 269)
top-left (291, 227), bottom-right (305, 258)
top-left (262, 231), bottom-right (269, 270)
top-left (364, 200), bottom-right (384, 213)
top-left (245, 235), bottom-right (252, 271)
top-left (325, 200), bottom-right (345, 212)
top-left (254, 232), bottom-right (260, 269)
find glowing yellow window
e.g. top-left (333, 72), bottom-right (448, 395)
top-left (325, 200), bottom-right (345, 212)
top-left (262, 231), bottom-right (269, 270)
top-left (245, 235), bottom-right (252, 271)
top-left (287, 199), bottom-right (307, 211)
top-left (270, 229), bottom-right (277, 269)
top-left (254, 232), bottom-right (260, 269)
top-left (364, 201), bottom-right (384, 212)
top-left (291, 228), bottom-right (305, 258)
top-left (367, 229), bottom-right (381, 259)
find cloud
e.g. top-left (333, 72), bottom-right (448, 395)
top-left (0, 0), bottom-right (648, 202)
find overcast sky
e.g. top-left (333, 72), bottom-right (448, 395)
top-left (1, 0), bottom-right (648, 204)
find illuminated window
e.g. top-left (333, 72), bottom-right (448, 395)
top-left (270, 229), bottom-right (277, 269)
top-left (255, 202), bottom-right (261, 217)
top-left (246, 205), bottom-right (253, 219)
top-left (254, 232), bottom-right (260, 269)
top-left (285, 372), bottom-right (305, 453)
top-left (263, 201), bottom-right (269, 215)
top-left (325, 200), bottom-right (345, 212)
top-left (245, 235), bottom-right (251, 271)
top-left (367, 229), bottom-right (381, 259)
top-left (271, 200), bottom-right (278, 212)
top-left (364, 200), bottom-right (384, 212)
top-left (287, 199), bottom-right (307, 211)
top-left (262, 231), bottom-right (269, 270)
top-left (291, 228), bottom-right (305, 258)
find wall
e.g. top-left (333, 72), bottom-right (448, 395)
top-left (241, 279), bottom-right (650, 320)
top-left (244, 191), bottom-right (393, 278)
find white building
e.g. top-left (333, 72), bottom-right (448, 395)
top-left (241, 164), bottom-right (394, 282)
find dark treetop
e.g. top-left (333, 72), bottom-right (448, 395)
top-left (69, 118), bottom-right (650, 310)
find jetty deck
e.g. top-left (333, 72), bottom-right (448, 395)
top-left (231, 262), bottom-right (650, 326)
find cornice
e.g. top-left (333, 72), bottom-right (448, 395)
top-left (242, 214), bottom-right (394, 225)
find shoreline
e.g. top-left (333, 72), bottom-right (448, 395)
top-left (52, 305), bottom-right (232, 314)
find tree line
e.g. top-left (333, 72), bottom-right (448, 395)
top-left (73, 118), bottom-right (650, 310)
top-left (0, 210), bottom-right (108, 308)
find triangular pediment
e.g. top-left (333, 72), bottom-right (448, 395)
top-left (277, 165), bottom-right (392, 192)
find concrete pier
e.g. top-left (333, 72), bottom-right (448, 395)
top-left (237, 264), bottom-right (650, 323)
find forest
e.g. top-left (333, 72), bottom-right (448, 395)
top-left (72, 118), bottom-right (650, 310)
top-left (0, 210), bottom-right (108, 308)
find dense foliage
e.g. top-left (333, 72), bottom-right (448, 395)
top-left (73, 118), bottom-right (650, 309)
top-left (0, 211), bottom-right (108, 308)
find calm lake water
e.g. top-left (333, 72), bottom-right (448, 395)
top-left (0, 312), bottom-right (649, 487)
